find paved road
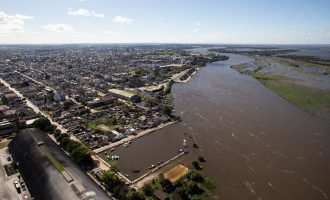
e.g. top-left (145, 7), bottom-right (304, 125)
top-left (0, 77), bottom-right (68, 133)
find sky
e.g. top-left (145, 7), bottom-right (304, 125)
top-left (0, 0), bottom-right (330, 44)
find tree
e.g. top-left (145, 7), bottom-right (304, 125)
top-left (54, 129), bottom-right (61, 138)
top-left (60, 137), bottom-right (71, 149)
top-left (161, 104), bottom-right (173, 116)
top-left (185, 181), bottom-right (203, 195)
top-left (198, 156), bottom-right (206, 162)
top-left (142, 184), bottom-right (154, 196)
top-left (71, 145), bottom-right (91, 166)
top-left (145, 97), bottom-right (158, 107)
top-left (125, 189), bottom-right (144, 200)
top-left (63, 101), bottom-right (74, 110)
top-left (56, 133), bottom-right (70, 144)
top-left (192, 161), bottom-right (202, 170)
top-left (1, 96), bottom-right (8, 105)
top-left (33, 117), bottom-right (54, 132)
top-left (66, 140), bottom-right (80, 153)
top-left (187, 170), bottom-right (204, 183)
top-left (191, 196), bottom-right (202, 200)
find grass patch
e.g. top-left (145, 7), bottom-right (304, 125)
top-left (107, 158), bottom-right (118, 167)
top-left (44, 148), bottom-right (65, 172)
top-left (254, 72), bottom-right (330, 111)
top-left (87, 118), bottom-right (115, 131)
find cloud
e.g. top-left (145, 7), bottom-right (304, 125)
top-left (68, 8), bottom-right (104, 18)
top-left (0, 12), bottom-right (33, 33)
top-left (112, 16), bottom-right (132, 24)
top-left (193, 28), bottom-right (200, 33)
top-left (42, 24), bottom-right (73, 33)
top-left (192, 22), bottom-right (201, 33)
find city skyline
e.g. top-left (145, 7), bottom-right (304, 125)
top-left (1, 0), bottom-right (330, 44)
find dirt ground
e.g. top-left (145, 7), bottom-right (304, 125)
top-left (164, 164), bottom-right (189, 183)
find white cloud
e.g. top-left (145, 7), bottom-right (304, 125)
top-left (112, 16), bottom-right (132, 25)
top-left (68, 8), bottom-right (104, 18)
top-left (192, 22), bottom-right (201, 33)
top-left (193, 28), bottom-right (200, 33)
top-left (0, 12), bottom-right (33, 33)
top-left (42, 24), bottom-right (73, 33)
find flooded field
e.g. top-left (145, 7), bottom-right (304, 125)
top-left (100, 51), bottom-right (330, 199)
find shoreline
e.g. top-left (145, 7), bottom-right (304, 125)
top-left (93, 120), bottom-right (178, 154)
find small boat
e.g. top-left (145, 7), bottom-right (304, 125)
top-left (183, 139), bottom-right (188, 147)
top-left (123, 142), bottom-right (130, 147)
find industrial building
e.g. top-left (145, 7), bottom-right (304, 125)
top-left (108, 89), bottom-right (141, 103)
top-left (9, 128), bottom-right (112, 200)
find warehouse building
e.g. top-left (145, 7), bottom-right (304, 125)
top-left (9, 128), bottom-right (112, 200)
top-left (108, 89), bottom-right (141, 103)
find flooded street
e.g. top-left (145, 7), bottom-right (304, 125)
top-left (100, 52), bottom-right (330, 199)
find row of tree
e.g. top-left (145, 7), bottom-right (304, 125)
top-left (101, 170), bottom-right (144, 200)
top-left (54, 131), bottom-right (93, 169)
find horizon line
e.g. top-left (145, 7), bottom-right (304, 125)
top-left (1, 42), bottom-right (330, 46)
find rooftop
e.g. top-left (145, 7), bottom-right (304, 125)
top-left (9, 128), bottom-right (112, 200)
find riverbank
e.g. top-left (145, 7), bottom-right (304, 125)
top-left (93, 120), bottom-right (178, 154)
top-left (231, 55), bottom-right (330, 122)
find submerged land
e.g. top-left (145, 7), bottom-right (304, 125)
top-left (1, 44), bottom-right (330, 200)
top-left (217, 47), bottom-right (330, 122)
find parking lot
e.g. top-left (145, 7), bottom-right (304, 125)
top-left (0, 147), bottom-right (32, 200)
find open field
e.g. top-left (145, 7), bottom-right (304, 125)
top-left (96, 124), bottom-right (112, 132)
top-left (87, 118), bottom-right (115, 131)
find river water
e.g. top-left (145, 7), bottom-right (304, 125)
top-left (171, 52), bottom-right (330, 200)
top-left (100, 52), bottom-right (330, 199)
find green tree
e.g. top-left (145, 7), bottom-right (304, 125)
top-left (192, 161), bottom-right (202, 170)
top-left (1, 96), bottom-right (8, 105)
top-left (63, 101), bottom-right (74, 110)
top-left (142, 184), bottom-right (154, 196)
top-left (125, 189), bottom-right (144, 200)
top-left (66, 140), bottom-right (80, 153)
top-left (187, 170), bottom-right (204, 183)
top-left (161, 104), bottom-right (173, 116)
top-left (71, 145), bottom-right (91, 166)
top-left (33, 117), bottom-right (54, 132)
top-left (60, 137), bottom-right (71, 149)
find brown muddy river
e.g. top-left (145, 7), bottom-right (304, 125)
top-left (99, 52), bottom-right (330, 200)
